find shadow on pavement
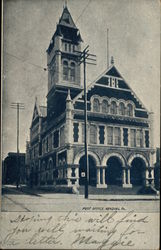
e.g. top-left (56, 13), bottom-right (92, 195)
top-left (2, 186), bottom-right (41, 197)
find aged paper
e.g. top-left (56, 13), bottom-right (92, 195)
top-left (1, 0), bottom-right (160, 249)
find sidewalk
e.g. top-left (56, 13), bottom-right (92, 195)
top-left (88, 194), bottom-right (160, 201)
top-left (3, 185), bottom-right (160, 201)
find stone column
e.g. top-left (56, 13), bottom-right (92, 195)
top-left (127, 169), bottom-right (132, 187)
top-left (127, 128), bottom-right (130, 147)
top-left (142, 129), bottom-right (145, 148)
top-left (145, 167), bottom-right (155, 186)
top-left (97, 167), bottom-right (107, 188)
top-left (122, 167), bottom-right (132, 188)
top-left (67, 168), bottom-right (72, 186)
top-left (65, 90), bottom-right (73, 144)
top-left (122, 168), bottom-right (126, 186)
top-left (120, 127), bottom-right (123, 146)
top-left (97, 168), bottom-right (100, 186)
top-left (145, 168), bottom-right (149, 186)
top-left (102, 168), bottom-right (106, 185)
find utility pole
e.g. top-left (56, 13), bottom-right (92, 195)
top-left (75, 45), bottom-right (96, 199)
top-left (10, 102), bottom-right (25, 188)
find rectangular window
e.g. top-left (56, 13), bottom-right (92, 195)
top-left (114, 127), bottom-right (121, 145)
top-left (90, 125), bottom-right (97, 144)
top-left (130, 129), bottom-right (136, 147)
top-left (65, 43), bottom-right (67, 51)
top-left (123, 128), bottom-right (128, 146)
top-left (53, 130), bottom-right (59, 148)
top-left (99, 126), bottom-right (105, 144)
top-left (73, 123), bottom-right (79, 142)
top-left (107, 127), bottom-right (113, 145)
top-left (69, 43), bottom-right (71, 52)
top-left (136, 129), bottom-right (143, 147)
top-left (145, 130), bottom-right (149, 148)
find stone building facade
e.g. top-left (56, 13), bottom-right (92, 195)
top-left (27, 6), bottom-right (155, 189)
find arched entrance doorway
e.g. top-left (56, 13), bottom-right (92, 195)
top-left (130, 158), bottom-right (145, 186)
top-left (79, 155), bottom-right (97, 186)
top-left (105, 157), bottom-right (122, 185)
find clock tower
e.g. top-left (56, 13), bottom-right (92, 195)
top-left (47, 5), bottom-right (83, 91)
top-left (46, 5), bottom-right (83, 121)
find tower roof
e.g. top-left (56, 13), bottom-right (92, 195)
top-left (47, 6), bottom-right (83, 53)
top-left (59, 6), bottom-right (77, 29)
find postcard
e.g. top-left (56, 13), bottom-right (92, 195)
top-left (1, 0), bottom-right (160, 249)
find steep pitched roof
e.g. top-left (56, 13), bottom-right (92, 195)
top-left (59, 6), bottom-right (77, 29)
top-left (47, 6), bottom-right (83, 53)
top-left (31, 98), bottom-right (47, 125)
top-left (73, 64), bottom-right (148, 112)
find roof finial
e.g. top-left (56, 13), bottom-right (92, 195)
top-left (111, 56), bottom-right (114, 65)
top-left (65, 0), bottom-right (67, 8)
top-left (35, 96), bottom-right (38, 102)
top-left (66, 89), bottom-right (71, 101)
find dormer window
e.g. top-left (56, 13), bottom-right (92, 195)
top-left (93, 98), bottom-right (100, 112)
top-left (63, 61), bottom-right (69, 80)
top-left (127, 103), bottom-right (133, 117)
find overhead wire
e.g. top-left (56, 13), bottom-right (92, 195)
top-left (4, 50), bottom-right (95, 83)
top-left (4, 1), bottom-right (95, 83)
top-left (75, 0), bottom-right (91, 24)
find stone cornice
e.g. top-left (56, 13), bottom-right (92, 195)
top-left (73, 110), bottom-right (149, 124)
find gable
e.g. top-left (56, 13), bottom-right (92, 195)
top-left (96, 65), bottom-right (130, 90)
top-left (73, 65), bottom-right (149, 118)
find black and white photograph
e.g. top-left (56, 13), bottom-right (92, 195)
top-left (0, 0), bottom-right (160, 249)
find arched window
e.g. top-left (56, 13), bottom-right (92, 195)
top-left (63, 61), bottom-right (68, 80)
top-left (90, 125), bottom-right (97, 144)
top-left (70, 62), bottom-right (75, 81)
top-left (119, 102), bottom-right (125, 115)
top-left (102, 100), bottom-right (109, 113)
top-left (127, 103), bottom-right (133, 116)
top-left (93, 98), bottom-right (100, 112)
top-left (110, 101), bottom-right (117, 114)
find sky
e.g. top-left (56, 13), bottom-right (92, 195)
top-left (2, 0), bottom-right (160, 159)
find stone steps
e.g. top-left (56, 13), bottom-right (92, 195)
top-left (78, 185), bottom-right (142, 195)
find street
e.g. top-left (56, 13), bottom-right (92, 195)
top-left (1, 185), bottom-right (159, 212)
